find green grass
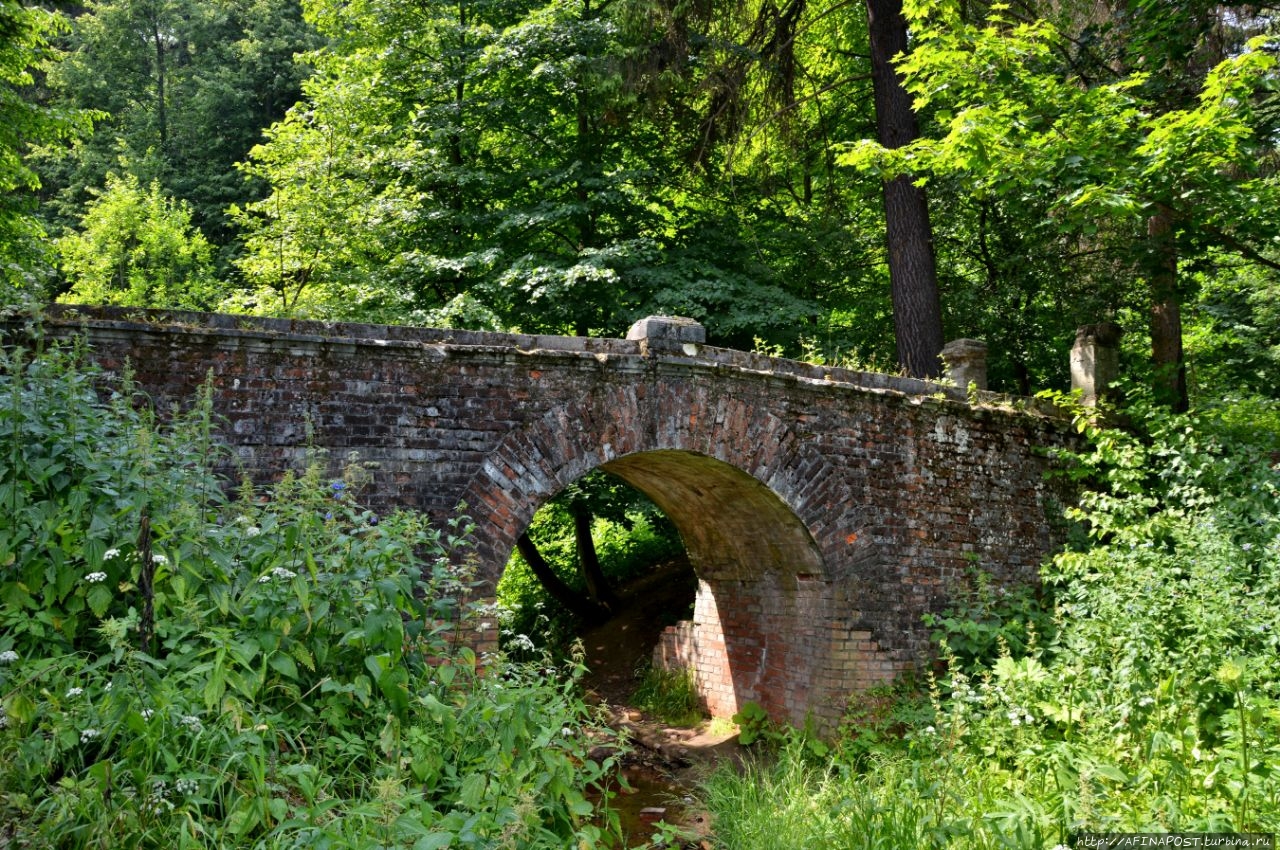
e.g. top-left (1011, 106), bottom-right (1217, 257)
top-left (630, 664), bottom-right (705, 727)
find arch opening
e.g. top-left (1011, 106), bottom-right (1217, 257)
top-left (600, 450), bottom-right (826, 584)
top-left (497, 449), bottom-right (831, 723)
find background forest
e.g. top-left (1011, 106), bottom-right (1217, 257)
top-left (2, 0), bottom-right (1279, 407)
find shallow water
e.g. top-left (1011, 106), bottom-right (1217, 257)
top-left (599, 764), bottom-right (702, 847)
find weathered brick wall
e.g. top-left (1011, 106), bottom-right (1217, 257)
top-left (3, 306), bottom-right (1075, 728)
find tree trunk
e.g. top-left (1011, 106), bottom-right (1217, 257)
top-left (152, 18), bottom-right (168, 150)
top-left (515, 532), bottom-right (605, 622)
top-left (1147, 205), bottom-right (1188, 411)
top-left (865, 0), bottom-right (944, 378)
top-left (571, 502), bottom-right (617, 611)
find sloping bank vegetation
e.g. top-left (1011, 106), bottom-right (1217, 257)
top-left (699, 392), bottom-right (1280, 847)
top-left (0, 341), bottom-right (625, 848)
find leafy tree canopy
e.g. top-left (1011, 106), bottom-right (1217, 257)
top-left (57, 170), bottom-right (219, 309)
top-left (0, 0), bottom-right (93, 295)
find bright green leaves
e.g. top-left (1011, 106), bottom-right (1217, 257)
top-left (842, 5), bottom-right (1279, 240)
top-left (57, 172), bottom-right (220, 310)
top-left (0, 343), bottom-right (625, 847)
top-left (36, 0), bottom-right (318, 274)
top-left (0, 1), bottom-right (93, 292)
top-left (231, 0), bottom-right (832, 342)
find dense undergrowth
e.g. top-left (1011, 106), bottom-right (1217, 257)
top-left (0, 342), bottom-right (626, 849)
top-left (697, 389), bottom-right (1280, 848)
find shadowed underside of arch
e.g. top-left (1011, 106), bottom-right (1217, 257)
top-left (600, 450), bottom-right (825, 584)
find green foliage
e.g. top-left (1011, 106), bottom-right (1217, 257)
top-left (730, 700), bottom-right (777, 748)
top-left (497, 472), bottom-right (683, 657)
top-left (1186, 262), bottom-right (1280, 408)
top-left (0, 341), bottom-right (625, 848)
top-left (697, 741), bottom-right (1056, 849)
top-left (630, 665), bottom-right (703, 727)
top-left (844, 3), bottom-right (1280, 238)
top-left (36, 0), bottom-right (318, 268)
top-left (231, 0), bottom-right (834, 344)
top-left (921, 564), bottom-right (1055, 675)
top-left (56, 172), bottom-right (220, 309)
top-left (698, 394), bottom-right (1280, 843)
top-left (0, 0), bottom-right (93, 296)
top-left (841, 2), bottom-right (1280, 400)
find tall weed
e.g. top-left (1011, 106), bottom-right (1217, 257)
top-left (697, 388), bottom-right (1280, 845)
top-left (0, 342), bottom-right (624, 848)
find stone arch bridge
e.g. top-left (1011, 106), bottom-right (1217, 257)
top-left (11, 306), bottom-right (1074, 727)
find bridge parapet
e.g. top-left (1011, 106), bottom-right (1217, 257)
top-left (29, 305), bottom-right (1052, 410)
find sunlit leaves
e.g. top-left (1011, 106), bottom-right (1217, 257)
top-left (0, 0), bottom-right (93, 291)
top-left (57, 172), bottom-right (219, 309)
top-left (841, 6), bottom-right (1279, 243)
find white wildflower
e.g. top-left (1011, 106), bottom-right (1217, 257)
top-left (0, 650), bottom-right (18, 664)
top-left (560, 727), bottom-right (573, 738)
top-left (66, 687), bottom-right (84, 698)
top-left (925, 725), bottom-right (936, 735)
top-left (246, 526), bottom-right (261, 537)
top-left (270, 567), bottom-right (296, 580)
top-left (175, 777), bottom-right (198, 796)
top-left (85, 571), bottom-right (108, 584)
top-left (179, 714), bottom-right (202, 732)
top-left (104, 548), bottom-right (121, 560)
top-left (152, 554), bottom-right (168, 565)
top-left (1138, 696), bottom-right (1154, 707)
top-left (80, 728), bottom-right (100, 743)
top-left (141, 709), bottom-right (154, 720)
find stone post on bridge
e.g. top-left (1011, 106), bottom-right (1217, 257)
top-left (940, 338), bottom-right (988, 392)
top-left (1070, 322), bottom-right (1123, 406)
top-left (626, 315), bottom-right (706, 356)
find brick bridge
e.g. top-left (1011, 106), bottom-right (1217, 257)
top-left (14, 306), bottom-right (1074, 727)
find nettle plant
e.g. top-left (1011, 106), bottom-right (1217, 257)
top-left (0, 341), bottom-right (624, 849)
top-left (914, 387), bottom-right (1280, 837)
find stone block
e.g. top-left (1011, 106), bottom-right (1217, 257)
top-left (625, 316), bottom-right (706, 354)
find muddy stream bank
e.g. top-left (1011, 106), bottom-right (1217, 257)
top-left (575, 559), bottom-right (745, 847)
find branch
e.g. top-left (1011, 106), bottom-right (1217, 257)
top-left (1211, 227), bottom-right (1280, 273)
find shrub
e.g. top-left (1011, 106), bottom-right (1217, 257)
top-left (0, 341), bottom-right (625, 848)
top-left (496, 478), bottom-right (684, 658)
top-left (631, 664), bottom-right (703, 727)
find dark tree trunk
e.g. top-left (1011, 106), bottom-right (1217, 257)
top-left (515, 532), bottom-right (605, 623)
top-left (1147, 205), bottom-right (1189, 411)
top-left (153, 21), bottom-right (168, 150)
top-left (571, 502), bottom-right (617, 611)
top-left (865, 0), bottom-right (945, 378)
